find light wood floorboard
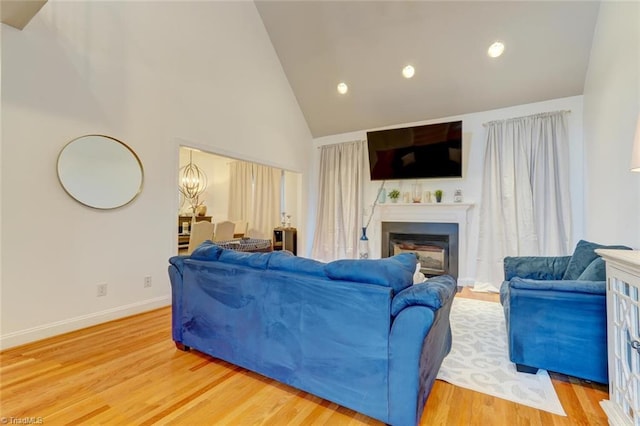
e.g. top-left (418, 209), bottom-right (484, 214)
top-left (0, 288), bottom-right (608, 425)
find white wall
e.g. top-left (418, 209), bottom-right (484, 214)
top-left (309, 96), bottom-right (585, 282)
top-left (0, 1), bottom-right (312, 348)
top-left (583, 1), bottom-right (640, 248)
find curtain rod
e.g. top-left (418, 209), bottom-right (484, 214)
top-left (316, 139), bottom-right (365, 149)
top-left (483, 109), bottom-right (571, 127)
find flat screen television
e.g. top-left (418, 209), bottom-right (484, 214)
top-left (366, 120), bottom-right (462, 180)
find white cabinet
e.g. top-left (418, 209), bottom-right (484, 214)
top-left (597, 249), bottom-right (640, 426)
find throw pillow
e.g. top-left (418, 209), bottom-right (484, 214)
top-left (577, 257), bottom-right (606, 281)
top-left (562, 240), bottom-right (631, 280)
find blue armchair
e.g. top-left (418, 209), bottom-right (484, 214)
top-left (499, 240), bottom-right (631, 384)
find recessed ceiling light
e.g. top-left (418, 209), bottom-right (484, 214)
top-left (487, 41), bottom-right (505, 58)
top-left (402, 65), bottom-right (415, 79)
top-left (337, 82), bottom-right (348, 94)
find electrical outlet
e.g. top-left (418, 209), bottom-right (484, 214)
top-left (144, 276), bottom-right (152, 288)
top-left (97, 283), bottom-right (108, 297)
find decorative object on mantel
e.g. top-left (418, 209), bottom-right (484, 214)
top-left (378, 188), bottom-right (386, 203)
top-left (435, 190), bottom-right (443, 203)
top-left (196, 205), bottom-right (207, 216)
top-left (423, 191), bottom-right (432, 203)
top-left (631, 112), bottom-right (640, 172)
top-left (360, 180), bottom-right (387, 259)
top-left (454, 189), bottom-right (463, 203)
top-left (179, 149), bottom-right (208, 217)
top-left (412, 182), bottom-right (422, 203)
top-left (388, 189), bottom-right (400, 203)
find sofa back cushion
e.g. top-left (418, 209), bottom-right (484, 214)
top-left (577, 257), bottom-right (606, 281)
top-left (267, 251), bottom-right (327, 278)
top-left (190, 241), bottom-right (224, 261)
top-left (218, 249), bottom-right (272, 269)
top-left (563, 240), bottom-right (631, 280)
top-left (324, 253), bottom-right (416, 293)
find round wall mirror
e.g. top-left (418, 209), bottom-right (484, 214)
top-left (57, 135), bottom-right (144, 209)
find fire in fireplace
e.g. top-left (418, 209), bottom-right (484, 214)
top-left (382, 222), bottom-right (458, 279)
top-left (392, 241), bottom-right (446, 276)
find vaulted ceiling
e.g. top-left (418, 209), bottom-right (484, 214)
top-left (255, 1), bottom-right (600, 137)
top-left (0, 0), bottom-right (47, 30)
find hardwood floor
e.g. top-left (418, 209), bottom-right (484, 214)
top-left (0, 289), bottom-right (608, 425)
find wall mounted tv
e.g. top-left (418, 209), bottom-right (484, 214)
top-left (367, 120), bottom-right (462, 181)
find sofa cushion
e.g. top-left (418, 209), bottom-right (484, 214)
top-left (563, 240), bottom-right (631, 280)
top-left (391, 275), bottom-right (457, 316)
top-left (324, 253), bottom-right (416, 293)
top-left (267, 251), bottom-right (327, 278)
top-left (577, 257), bottom-right (606, 281)
top-left (190, 241), bottom-right (224, 261)
top-left (218, 249), bottom-right (272, 269)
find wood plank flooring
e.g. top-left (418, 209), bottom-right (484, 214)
top-left (0, 288), bottom-right (608, 425)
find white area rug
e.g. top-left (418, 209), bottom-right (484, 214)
top-left (436, 298), bottom-right (566, 416)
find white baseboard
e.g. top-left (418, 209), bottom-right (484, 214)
top-left (0, 296), bottom-right (171, 350)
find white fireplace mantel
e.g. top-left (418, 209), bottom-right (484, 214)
top-left (369, 202), bottom-right (474, 285)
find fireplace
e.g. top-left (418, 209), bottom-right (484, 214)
top-left (381, 222), bottom-right (459, 279)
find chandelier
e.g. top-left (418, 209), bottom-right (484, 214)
top-left (179, 150), bottom-right (208, 212)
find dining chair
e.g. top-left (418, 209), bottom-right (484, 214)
top-left (187, 220), bottom-right (215, 254)
top-left (233, 220), bottom-right (248, 238)
top-left (213, 221), bottom-right (236, 242)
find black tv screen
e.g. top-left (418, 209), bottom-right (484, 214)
top-left (367, 120), bottom-right (462, 180)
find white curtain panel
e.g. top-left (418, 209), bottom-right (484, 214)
top-left (476, 111), bottom-right (572, 291)
top-left (311, 140), bottom-right (365, 261)
top-left (249, 164), bottom-right (282, 240)
top-left (228, 161), bottom-right (253, 223)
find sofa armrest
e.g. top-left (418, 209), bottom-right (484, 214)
top-left (391, 275), bottom-right (457, 317)
top-left (503, 256), bottom-right (571, 281)
top-left (168, 263), bottom-right (186, 343)
top-left (169, 255), bottom-right (190, 275)
top-left (509, 277), bottom-right (605, 295)
top-left (388, 297), bottom-right (453, 426)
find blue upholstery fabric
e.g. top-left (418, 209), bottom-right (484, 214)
top-left (267, 251), bottom-right (327, 278)
top-left (190, 241), bottom-right (223, 261)
top-left (503, 256), bottom-right (571, 281)
top-left (509, 277), bottom-right (606, 294)
top-left (577, 257), bottom-right (606, 281)
top-left (563, 239), bottom-right (631, 280)
top-left (499, 242), bottom-right (631, 383)
top-left (168, 263), bottom-right (184, 343)
top-left (168, 249), bottom-right (452, 425)
top-left (168, 255), bottom-right (189, 275)
top-left (218, 249), bottom-right (272, 269)
top-left (391, 275), bottom-right (457, 316)
top-left (501, 282), bottom-right (608, 383)
top-left (324, 253), bottom-right (416, 293)
top-left (389, 286), bottom-right (454, 426)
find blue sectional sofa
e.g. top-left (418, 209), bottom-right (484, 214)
top-left (168, 242), bottom-right (457, 426)
top-left (500, 240), bottom-right (631, 383)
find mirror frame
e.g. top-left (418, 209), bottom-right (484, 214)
top-left (57, 134), bottom-right (144, 210)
